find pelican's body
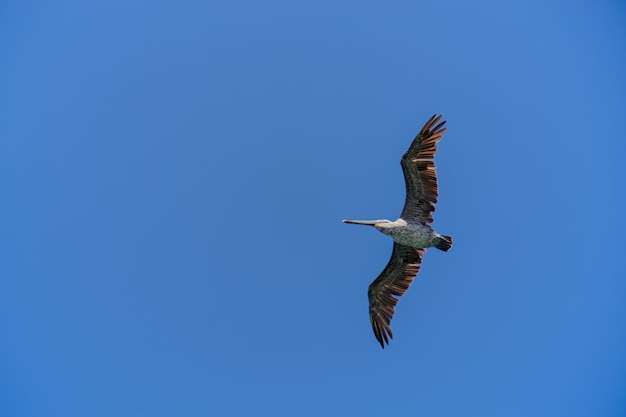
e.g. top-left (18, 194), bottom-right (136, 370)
top-left (343, 114), bottom-right (452, 348)
top-left (344, 218), bottom-right (450, 249)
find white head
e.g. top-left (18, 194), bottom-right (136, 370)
top-left (342, 218), bottom-right (393, 230)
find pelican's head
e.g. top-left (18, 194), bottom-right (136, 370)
top-left (342, 219), bottom-right (392, 230)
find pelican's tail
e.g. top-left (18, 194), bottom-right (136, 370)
top-left (435, 235), bottom-right (453, 252)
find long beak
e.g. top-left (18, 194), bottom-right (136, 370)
top-left (342, 219), bottom-right (381, 226)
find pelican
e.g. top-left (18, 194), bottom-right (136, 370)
top-left (343, 114), bottom-right (452, 348)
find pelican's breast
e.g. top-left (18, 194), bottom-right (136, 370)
top-left (381, 221), bottom-right (437, 248)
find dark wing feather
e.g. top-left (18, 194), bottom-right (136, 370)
top-left (400, 114), bottom-right (447, 224)
top-left (368, 243), bottom-right (426, 348)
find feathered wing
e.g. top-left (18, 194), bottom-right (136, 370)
top-left (368, 243), bottom-right (426, 348)
top-left (400, 114), bottom-right (447, 224)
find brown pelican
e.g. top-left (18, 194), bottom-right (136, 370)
top-left (343, 114), bottom-right (452, 348)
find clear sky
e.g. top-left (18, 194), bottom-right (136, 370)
top-left (1, 1), bottom-right (625, 416)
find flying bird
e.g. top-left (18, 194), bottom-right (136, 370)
top-left (343, 114), bottom-right (452, 348)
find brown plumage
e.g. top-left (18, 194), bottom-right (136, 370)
top-left (400, 114), bottom-right (447, 224)
top-left (368, 244), bottom-right (425, 348)
top-left (343, 114), bottom-right (452, 348)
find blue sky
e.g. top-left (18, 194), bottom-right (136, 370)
top-left (1, 1), bottom-right (625, 416)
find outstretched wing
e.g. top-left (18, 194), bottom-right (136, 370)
top-left (400, 114), bottom-right (447, 224)
top-left (368, 243), bottom-right (426, 348)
